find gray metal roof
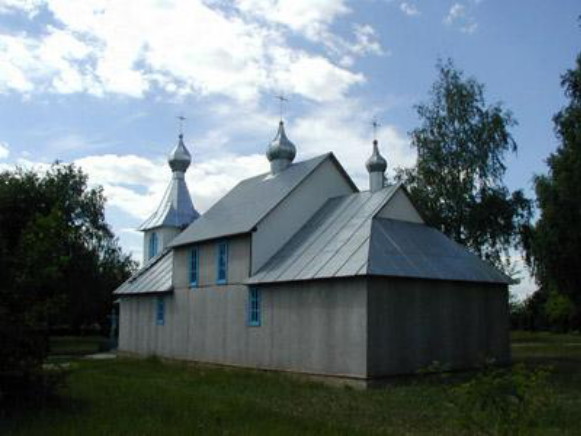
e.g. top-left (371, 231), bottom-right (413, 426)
top-left (138, 174), bottom-right (199, 231)
top-left (114, 249), bottom-right (173, 295)
top-left (247, 186), bottom-right (399, 284)
top-left (247, 188), bottom-right (510, 285)
top-left (170, 153), bottom-right (352, 247)
top-left (367, 218), bottom-right (511, 284)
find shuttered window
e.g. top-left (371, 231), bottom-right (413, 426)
top-left (156, 297), bottom-right (165, 326)
top-left (148, 232), bottom-right (158, 259)
top-left (248, 287), bottom-right (261, 327)
top-left (216, 241), bottom-right (228, 284)
top-left (189, 247), bottom-right (199, 287)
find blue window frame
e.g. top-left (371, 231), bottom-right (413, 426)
top-left (189, 247), bottom-right (199, 287)
top-left (156, 296), bottom-right (165, 326)
top-left (216, 241), bottom-right (228, 284)
top-left (248, 287), bottom-right (261, 327)
top-left (148, 232), bottom-right (158, 259)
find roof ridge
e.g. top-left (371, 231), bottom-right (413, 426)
top-left (311, 187), bottom-right (396, 278)
top-left (363, 185), bottom-right (401, 275)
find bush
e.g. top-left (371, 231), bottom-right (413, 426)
top-left (447, 363), bottom-right (554, 435)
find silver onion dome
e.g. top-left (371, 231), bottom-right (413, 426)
top-left (168, 134), bottom-right (192, 173)
top-left (366, 140), bottom-right (387, 173)
top-left (266, 121), bottom-right (296, 164)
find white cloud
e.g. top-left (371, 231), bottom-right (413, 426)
top-left (351, 24), bottom-right (383, 56)
top-left (399, 2), bottom-right (419, 16)
top-left (508, 253), bottom-right (536, 300)
top-left (444, 3), bottom-right (465, 24)
top-left (292, 101), bottom-right (415, 189)
top-left (0, 0), bottom-right (381, 102)
top-left (0, 27), bottom-right (98, 95)
top-left (235, 0), bottom-right (350, 39)
top-left (443, 2), bottom-right (478, 34)
top-left (0, 141), bottom-right (9, 159)
top-left (73, 152), bottom-right (269, 219)
top-left (0, 0), bottom-right (44, 16)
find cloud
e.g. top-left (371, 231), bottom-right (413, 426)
top-left (507, 253), bottom-right (536, 300)
top-left (291, 101), bottom-right (415, 189)
top-left (236, 0), bottom-right (350, 38)
top-left (351, 24), bottom-right (383, 56)
top-left (399, 2), bottom-right (420, 16)
top-left (0, 27), bottom-right (98, 95)
top-left (443, 3), bottom-right (478, 34)
top-left (0, 141), bottom-right (9, 159)
top-left (0, 0), bottom-right (381, 102)
top-left (73, 152), bottom-right (270, 220)
top-left (0, 0), bottom-right (44, 16)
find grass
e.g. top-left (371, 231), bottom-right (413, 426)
top-left (49, 336), bottom-right (108, 356)
top-left (1, 332), bottom-right (580, 435)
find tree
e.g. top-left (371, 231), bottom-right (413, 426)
top-left (0, 163), bottom-right (135, 401)
top-left (525, 53), bottom-right (581, 328)
top-left (397, 59), bottom-right (532, 272)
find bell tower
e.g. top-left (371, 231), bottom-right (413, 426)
top-left (138, 132), bottom-right (199, 263)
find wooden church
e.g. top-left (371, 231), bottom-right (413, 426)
top-left (114, 121), bottom-right (510, 380)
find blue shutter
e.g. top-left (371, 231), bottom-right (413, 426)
top-left (216, 241), bottom-right (228, 284)
top-left (189, 247), bottom-right (199, 287)
top-left (156, 297), bottom-right (165, 326)
top-left (248, 287), bottom-right (261, 326)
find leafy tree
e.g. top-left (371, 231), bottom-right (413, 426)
top-left (0, 163), bottom-right (135, 401)
top-left (397, 59), bottom-right (532, 272)
top-left (525, 53), bottom-right (581, 328)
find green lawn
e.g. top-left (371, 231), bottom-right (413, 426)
top-left (2, 332), bottom-right (580, 435)
top-left (49, 336), bottom-right (108, 356)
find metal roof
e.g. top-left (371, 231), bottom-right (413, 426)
top-left (138, 174), bottom-right (199, 231)
top-left (368, 218), bottom-right (511, 284)
top-left (247, 188), bottom-right (511, 285)
top-left (114, 249), bottom-right (173, 295)
top-left (170, 153), bottom-right (354, 247)
top-left (247, 186), bottom-right (399, 284)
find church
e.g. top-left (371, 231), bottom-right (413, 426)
top-left (114, 121), bottom-right (510, 380)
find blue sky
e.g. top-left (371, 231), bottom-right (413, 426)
top-left (0, 0), bottom-right (579, 298)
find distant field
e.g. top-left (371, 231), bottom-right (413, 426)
top-left (2, 332), bottom-right (580, 435)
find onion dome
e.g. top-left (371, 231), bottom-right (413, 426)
top-left (168, 134), bottom-right (192, 173)
top-left (266, 121), bottom-right (296, 172)
top-left (366, 140), bottom-right (387, 173)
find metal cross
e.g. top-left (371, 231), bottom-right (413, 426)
top-left (177, 115), bottom-right (186, 135)
top-left (275, 95), bottom-right (289, 121)
top-left (371, 118), bottom-right (381, 141)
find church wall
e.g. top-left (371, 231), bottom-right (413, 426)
top-left (142, 227), bottom-right (180, 263)
top-left (366, 277), bottom-right (510, 377)
top-left (172, 234), bottom-right (251, 288)
top-left (375, 188), bottom-right (424, 223)
top-left (251, 158), bottom-right (357, 274)
top-left (118, 276), bottom-right (368, 378)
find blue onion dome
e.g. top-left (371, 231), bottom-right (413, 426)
top-left (168, 134), bottom-right (192, 172)
top-left (366, 140), bottom-right (387, 173)
top-left (266, 121), bottom-right (296, 163)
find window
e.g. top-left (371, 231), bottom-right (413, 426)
top-left (189, 247), bottom-right (199, 287)
top-left (156, 297), bottom-right (165, 326)
top-left (148, 232), bottom-right (159, 259)
top-left (248, 287), bottom-right (261, 326)
top-left (216, 241), bottom-right (228, 284)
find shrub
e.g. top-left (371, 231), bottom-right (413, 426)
top-left (447, 363), bottom-right (554, 435)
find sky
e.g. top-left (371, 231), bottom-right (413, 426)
top-left (0, 0), bottom-right (579, 299)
